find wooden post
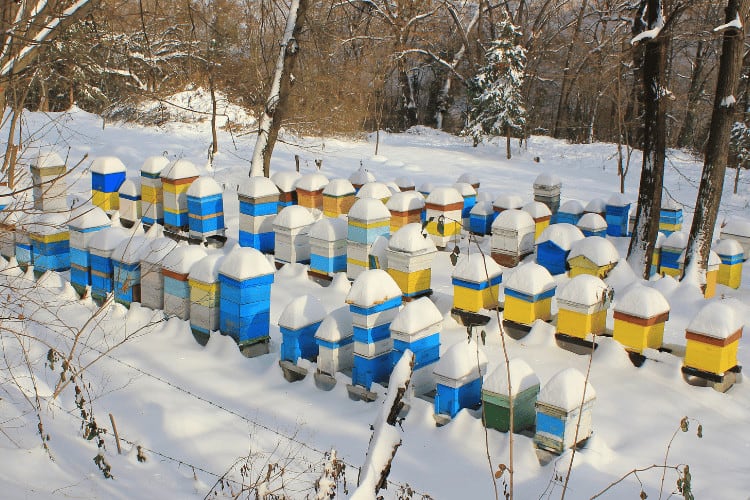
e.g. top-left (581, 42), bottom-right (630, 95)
top-left (109, 413), bottom-right (122, 454)
top-left (295, 154), bottom-right (300, 172)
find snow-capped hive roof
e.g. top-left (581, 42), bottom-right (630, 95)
top-left (606, 193), bottom-right (630, 207)
top-left (385, 181), bottom-right (401, 194)
top-left (663, 231), bottom-right (688, 249)
top-left (323, 178), bottom-right (355, 196)
top-left (614, 283), bottom-right (669, 318)
top-left (390, 297), bottom-right (442, 334)
top-left (661, 197), bottom-right (682, 210)
top-left (585, 198), bottom-right (607, 213)
top-left (522, 201), bottom-right (552, 218)
top-left (141, 155), bottom-right (170, 175)
top-left (315, 306), bottom-right (354, 342)
top-left (309, 217), bottom-right (348, 241)
top-left (452, 182), bottom-right (477, 197)
top-left (426, 187), bottom-right (463, 206)
top-left (687, 301), bottom-right (743, 339)
top-left (715, 238), bottom-right (744, 256)
top-left (189, 253), bottom-right (225, 283)
top-left (271, 170), bottom-right (301, 192)
top-left (533, 173), bottom-right (561, 187)
top-left (112, 235), bottom-right (149, 263)
top-left (161, 159), bottom-right (199, 180)
top-left (238, 176), bottom-right (279, 198)
top-left (433, 340), bottom-right (488, 380)
top-left (476, 191), bottom-right (494, 203)
top-left (349, 167), bottom-right (376, 185)
top-left (187, 177), bottom-right (222, 197)
top-left (119, 178), bottom-right (141, 197)
top-left (484, 359), bottom-right (540, 396)
top-left (537, 223), bottom-right (584, 250)
top-left (275, 205), bottom-right (315, 229)
top-left (457, 172), bottom-right (480, 186)
top-left (492, 209), bottom-right (535, 231)
top-left (493, 194), bottom-right (524, 210)
top-left (348, 197), bottom-right (390, 221)
top-left (568, 236), bottom-right (619, 266)
top-left (559, 199), bottom-right (584, 215)
top-left (356, 181), bottom-right (391, 200)
top-left (88, 226), bottom-right (130, 252)
top-left (538, 368), bottom-right (596, 411)
top-left (142, 236), bottom-right (178, 264)
top-left (69, 205), bottom-right (111, 230)
top-left (346, 269), bottom-right (402, 306)
top-left (395, 176), bottom-right (415, 189)
top-left (162, 245), bottom-right (207, 274)
top-left (386, 191), bottom-right (425, 212)
top-left (28, 212), bottom-right (69, 235)
top-left (388, 223), bottom-right (437, 254)
top-left (504, 262), bottom-right (554, 294)
top-left (219, 246), bottom-right (275, 280)
top-left (279, 295), bottom-right (327, 330)
top-left (296, 173), bottom-right (329, 191)
top-left (452, 253), bottom-right (503, 283)
top-left (418, 182), bottom-right (435, 194)
top-left (91, 156), bottom-right (126, 174)
top-left (577, 213), bottom-right (607, 231)
top-left (36, 151), bottom-right (65, 169)
top-left (557, 274), bottom-right (610, 305)
top-left (470, 200), bottom-right (494, 216)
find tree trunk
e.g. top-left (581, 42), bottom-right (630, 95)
top-left (553, 0), bottom-right (589, 140)
top-left (734, 162), bottom-right (741, 194)
top-left (506, 125), bottom-right (512, 159)
top-left (676, 41), bottom-right (708, 149)
top-left (250, 0), bottom-right (309, 178)
top-left (627, 0), bottom-right (668, 279)
top-left (684, 0), bottom-right (750, 283)
top-left (209, 74), bottom-right (218, 156)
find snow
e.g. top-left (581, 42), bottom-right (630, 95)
top-left (278, 295), bottom-right (327, 330)
top-left (36, 151), bottom-right (65, 169)
top-left (686, 300), bottom-right (743, 339)
top-left (161, 245), bottom-right (208, 274)
top-left (537, 368), bottom-right (595, 411)
top-left (568, 236), bottom-right (619, 266)
top-left (386, 191), bottom-right (425, 212)
top-left (141, 156), bottom-right (170, 175)
top-left (112, 235), bottom-right (149, 263)
top-left (457, 172), bottom-right (479, 185)
top-left (433, 340), bottom-right (487, 380)
top-left (119, 178), bottom-right (141, 197)
top-left (161, 159), bottom-right (199, 180)
top-left (504, 262), bottom-right (554, 294)
top-left (607, 192), bottom-right (630, 207)
top-left (385, 181), bottom-right (401, 194)
top-left (390, 297), bottom-right (442, 334)
top-left (349, 167), bottom-right (376, 185)
top-left (142, 235), bottom-right (178, 264)
top-left (631, 26), bottom-right (662, 45)
top-left (88, 226), bottom-right (130, 252)
top-left (395, 176), bottom-right (415, 189)
top-left (452, 253), bottom-right (503, 283)
top-left (309, 217), bottom-right (348, 241)
top-left (615, 283), bottom-right (670, 318)
top-left (295, 173), bottom-right (329, 192)
top-left (426, 186), bottom-right (463, 206)
top-left (70, 204), bottom-right (111, 230)
top-left (238, 176), bottom-right (279, 198)
top-left (275, 205), bottom-right (315, 228)
top-left (189, 253), bottom-right (226, 283)
top-left (219, 247), bottom-right (275, 280)
top-left (577, 212), bottom-right (607, 231)
top-left (452, 182), bottom-right (477, 197)
top-left (348, 197), bottom-right (390, 221)
top-left (493, 193), bottom-right (524, 210)
top-left (356, 182), bottom-right (392, 200)
top-left (715, 238), bottom-right (743, 257)
top-left (559, 199), bottom-right (584, 215)
top-left (556, 274), bottom-right (610, 305)
top-left (186, 177), bottom-right (222, 198)
top-left (418, 182), bottom-right (435, 194)
top-left (483, 359), bottom-right (540, 396)
top-left (346, 269), bottom-right (402, 306)
top-left (492, 208), bottom-right (534, 231)
top-left (533, 173), bottom-right (561, 187)
top-left (663, 231), bottom-right (688, 249)
top-left (536, 223), bottom-right (584, 249)
top-left (722, 217), bottom-right (750, 237)
top-left (91, 156), bottom-right (126, 174)
top-left (388, 223), bottom-right (437, 254)
top-left (584, 198), bottom-right (606, 213)
top-left (661, 197), bottom-right (682, 211)
top-left (315, 306), bottom-right (354, 342)
top-left (271, 170), bottom-right (301, 192)
top-left (322, 178), bottom-right (355, 197)
top-left (469, 200), bottom-right (494, 216)
top-left (714, 14), bottom-right (743, 32)
top-left (28, 212), bottom-right (69, 235)
top-left (522, 200), bottom-right (551, 218)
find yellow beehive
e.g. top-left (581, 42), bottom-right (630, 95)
top-left (385, 223), bottom-right (437, 298)
top-left (388, 268), bottom-right (432, 296)
top-left (322, 178), bottom-right (355, 217)
top-left (715, 239), bottom-right (743, 289)
top-left (567, 236), bottom-right (619, 279)
top-left (141, 184), bottom-right (163, 203)
top-left (387, 191), bottom-right (425, 232)
top-left (92, 190), bottom-right (120, 211)
top-left (503, 262), bottom-right (555, 325)
top-left (612, 284), bottom-right (670, 354)
top-left (451, 254), bottom-right (503, 313)
top-left (556, 275), bottom-right (611, 340)
top-left (522, 201), bottom-right (552, 241)
top-left (704, 251), bottom-right (720, 299)
top-left (357, 181), bottom-right (392, 204)
top-left (684, 301), bottom-right (742, 376)
top-left (296, 173), bottom-right (329, 211)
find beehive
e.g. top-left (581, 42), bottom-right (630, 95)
top-left (14, 211), bottom-right (36, 270)
top-left (533, 173), bottom-right (562, 214)
top-left (418, 182), bottom-right (435, 199)
top-left (347, 197), bottom-right (391, 279)
top-left (357, 182), bottom-right (392, 205)
top-left (503, 262), bottom-right (556, 326)
top-left (457, 172), bottom-right (480, 190)
top-left (347, 269), bottom-right (403, 390)
top-left (425, 187), bottom-right (463, 248)
top-left (322, 179), bottom-right (356, 217)
top-left (584, 198), bottom-right (606, 219)
top-left (29, 212), bottom-right (70, 275)
top-left (386, 223), bottom-right (437, 298)
top-left (534, 368), bottom-right (596, 454)
top-left (112, 230), bottom-right (148, 306)
top-left (491, 209), bottom-right (535, 267)
top-left (651, 232), bottom-right (666, 277)
top-left (387, 191), bottom-right (425, 232)
top-left (469, 201), bottom-right (495, 236)
top-left (161, 159), bottom-right (200, 231)
top-left (91, 156), bottom-right (127, 213)
top-left (715, 239), bottom-right (743, 289)
top-left (218, 247), bottom-right (275, 350)
top-left (186, 177), bottom-right (225, 239)
top-left (279, 295), bottom-right (327, 364)
top-left (720, 217), bottom-right (750, 259)
top-left (493, 193), bottom-right (524, 215)
top-left (567, 236), bottom-right (619, 278)
top-left (660, 231), bottom-right (687, 277)
top-left (271, 170), bottom-right (301, 209)
top-left (189, 253), bottom-right (225, 343)
top-left (0, 209), bottom-right (18, 261)
top-left (556, 275), bottom-right (611, 340)
top-left (162, 244), bottom-right (207, 320)
top-left (395, 176), bottom-right (415, 192)
top-left (535, 223), bottom-right (584, 276)
top-left (295, 173), bottom-right (328, 211)
top-left (605, 193), bottom-right (631, 237)
top-left (238, 176), bottom-right (279, 252)
top-left (274, 205), bottom-right (315, 267)
top-left (140, 156), bottom-right (170, 225)
top-left (522, 201), bottom-right (552, 240)
top-left (482, 359), bottom-right (540, 433)
top-left (452, 253), bottom-right (503, 313)
top-left (433, 340), bottom-right (488, 418)
top-left (315, 306), bottom-right (355, 376)
top-left (612, 284), bottom-right (669, 354)
top-left (117, 178), bottom-right (141, 228)
top-left (659, 198), bottom-right (683, 235)
top-left (390, 297), bottom-right (441, 396)
top-left (683, 301), bottom-right (742, 378)
top-left (140, 228), bottom-right (178, 310)
top-left (349, 167), bottom-right (376, 192)
top-left (576, 212), bottom-right (607, 238)
top-left (452, 182), bottom-right (477, 226)
top-left (309, 217), bottom-right (348, 277)
top-left (88, 225), bottom-right (131, 302)
top-left (32, 151), bottom-right (68, 212)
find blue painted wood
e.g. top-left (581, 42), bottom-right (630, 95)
top-left (280, 321), bottom-right (322, 363)
top-left (33, 254), bottom-right (70, 272)
top-left (16, 244), bottom-right (33, 266)
top-left (163, 276), bottom-right (190, 298)
top-left (70, 248), bottom-right (90, 267)
top-left (434, 377), bottom-right (483, 417)
top-left (239, 231), bottom-right (275, 253)
top-left (164, 211), bottom-right (189, 228)
top-left (141, 216), bottom-right (164, 225)
top-left (315, 336), bottom-right (354, 350)
top-left (188, 194), bottom-right (223, 215)
top-left (553, 212), bottom-right (581, 225)
top-left (352, 351), bottom-right (392, 389)
top-left (347, 224), bottom-right (389, 244)
top-left (239, 200), bottom-right (278, 217)
top-left (536, 241), bottom-right (569, 275)
top-left (535, 411), bottom-right (565, 438)
top-left (461, 196), bottom-right (477, 219)
top-left (71, 267), bottom-right (90, 287)
top-left (393, 334), bottom-right (439, 369)
top-left (581, 229), bottom-right (606, 238)
top-left (310, 254), bottom-right (347, 274)
top-left (188, 214), bottom-right (225, 234)
top-left (352, 323), bottom-right (392, 344)
top-left (219, 282), bottom-right (272, 304)
top-left (718, 253), bottom-right (744, 265)
top-left (451, 274), bottom-right (502, 290)
top-left (348, 296), bottom-right (402, 315)
top-left (469, 213), bottom-right (493, 235)
top-left (92, 172), bottom-right (126, 192)
top-left (219, 273), bottom-right (274, 288)
top-left (503, 287), bottom-right (556, 302)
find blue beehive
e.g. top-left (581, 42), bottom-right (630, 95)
top-left (88, 223), bottom-right (131, 302)
top-left (29, 212), bottom-right (71, 276)
top-left (186, 177), bottom-right (225, 239)
top-left (605, 193), bottom-right (630, 237)
top-left (576, 213), bottom-right (607, 238)
top-left (469, 200), bottom-right (495, 235)
top-left (347, 269), bottom-right (403, 390)
top-left (112, 229), bottom-right (148, 306)
top-left (659, 198), bottom-right (683, 235)
top-left (162, 244), bottom-right (207, 320)
top-left (91, 156), bottom-right (127, 213)
top-left (218, 247), bottom-right (275, 352)
top-left (553, 200), bottom-right (584, 225)
top-left (660, 231), bottom-right (687, 278)
top-left (238, 176), bottom-right (279, 252)
top-left (433, 340), bottom-right (488, 418)
top-left (452, 182), bottom-right (477, 226)
top-left (535, 223), bottom-right (584, 275)
top-left (279, 295), bottom-right (327, 364)
top-left (161, 159), bottom-right (200, 231)
top-left (390, 297), bottom-right (442, 396)
top-left (309, 217), bottom-right (348, 277)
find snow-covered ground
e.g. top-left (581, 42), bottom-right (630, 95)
top-left (1, 106), bottom-right (750, 499)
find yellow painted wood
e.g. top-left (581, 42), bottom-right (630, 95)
top-left (189, 279), bottom-right (219, 307)
top-left (323, 195), bottom-right (354, 217)
top-left (141, 185), bottom-right (163, 203)
top-left (704, 269), bottom-right (718, 298)
top-left (568, 256), bottom-right (615, 279)
top-left (348, 218), bottom-right (390, 229)
top-left (30, 231), bottom-right (70, 243)
top-left (92, 190), bottom-right (119, 211)
top-left (534, 219), bottom-right (549, 240)
top-left (659, 222), bottom-right (682, 232)
top-left (503, 295), bottom-right (551, 325)
top-left (297, 192), bottom-right (323, 210)
top-left (388, 268), bottom-right (431, 295)
top-left (613, 318), bottom-right (665, 354)
top-left (425, 220), bottom-right (460, 237)
top-left (557, 309), bottom-right (606, 339)
top-left (718, 263), bottom-right (742, 289)
top-left (162, 182), bottom-right (192, 194)
top-left (684, 338), bottom-right (739, 375)
top-left (389, 213), bottom-right (421, 232)
top-left (661, 267), bottom-right (681, 278)
top-left (347, 257), bottom-right (369, 268)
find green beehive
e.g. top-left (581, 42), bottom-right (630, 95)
top-left (481, 358), bottom-right (540, 433)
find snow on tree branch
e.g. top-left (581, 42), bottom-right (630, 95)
top-left (714, 13), bottom-right (743, 32)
